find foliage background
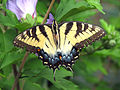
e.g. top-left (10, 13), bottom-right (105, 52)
top-left (0, 0), bottom-right (120, 90)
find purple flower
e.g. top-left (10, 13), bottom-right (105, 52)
top-left (6, 0), bottom-right (38, 20)
top-left (46, 13), bottom-right (54, 24)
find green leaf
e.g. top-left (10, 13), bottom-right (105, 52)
top-left (0, 73), bottom-right (5, 78)
top-left (23, 57), bottom-right (45, 76)
top-left (0, 8), bottom-right (36, 31)
top-left (55, 0), bottom-right (94, 21)
top-left (86, 0), bottom-right (105, 14)
top-left (36, 16), bottom-right (44, 24)
top-left (100, 19), bottom-right (115, 33)
top-left (16, 14), bottom-right (36, 31)
top-left (0, 28), bottom-right (24, 69)
top-left (66, 9), bottom-right (96, 21)
top-left (24, 58), bottom-right (73, 80)
top-left (1, 0), bottom-right (7, 8)
top-left (95, 49), bottom-right (120, 65)
top-left (0, 29), bottom-right (16, 53)
top-left (15, 22), bottom-right (32, 31)
top-left (0, 14), bottom-right (16, 27)
top-left (81, 54), bottom-right (107, 75)
top-left (39, 67), bottom-right (72, 81)
top-left (53, 79), bottom-right (79, 90)
top-left (2, 65), bottom-right (12, 76)
top-left (100, 19), bottom-right (109, 31)
top-left (0, 73), bottom-right (14, 89)
top-left (100, 19), bottom-right (120, 42)
top-left (24, 14), bottom-right (36, 26)
top-left (23, 58), bottom-right (78, 90)
top-left (36, 1), bottom-right (48, 16)
top-left (40, 68), bottom-right (78, 90)
top-left (0, 51), bottom-right (23, 69)
top-left (23, 79), bottom-right (44, 90)
top-left (0, 8), bottom-right (19, 27)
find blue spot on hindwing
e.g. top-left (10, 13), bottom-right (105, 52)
top-left (40, 49), bottom-right (44, 56)
top-left (71, 48), bottom-right (77, 56)
top-left (62, 55), bottom-right (66, 61)
top-left (51, 58), bottom-right (54, 64)
top-left (55, 57), bottom-right (59, 62)
top-left (66, 56), bottom-right (71, 62)
top-left (49, 58), bottom-right (52, 63)
top-left (44, 54), bottom-right (48, 60)
top-left (62, 55), bottom-right (71, 62)
top-left (37, 46), bottom-right (79, 70)
top-left (70, 53), bottom-right (73, 60)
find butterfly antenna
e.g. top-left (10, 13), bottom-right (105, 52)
top-left (53, 69), bottom-right (56, 81)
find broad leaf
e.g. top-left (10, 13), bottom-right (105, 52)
top-left (0, 29), bottom-right (16, 53)
top-left (86, 0), bottom-right (105, 14)
top-left (23, 79), bottom-right (44, 90)
top-left (55, 0), bottom-right (94, 21)
top-left (0, 8), bottom-right (19, 27)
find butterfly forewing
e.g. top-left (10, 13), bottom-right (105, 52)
top-left (14, 24), bottom-right (57, 55)
top-left (58, 21), bottom-right (106, 50)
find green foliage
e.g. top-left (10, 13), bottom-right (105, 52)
top-left (55, 0), bottom-right (95, 22)
top-left (100, 19), bottom-right (120, 48)
top-left (86, 0), bottom-right (105, 14)
top-left (0, 0), bottom-right (120, 90)
top-left (23, 79), bottom-right (44, 90)
top-left (0, 8), bottom-right (19, 27)
top-left (16, 14), bottom-right (36, 31)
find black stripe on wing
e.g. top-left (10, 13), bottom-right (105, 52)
top-left (25, 26), bottom-right (39, 42)
top-left (75, 25), bottom-right (106, 49)
top-left (59, 21), bottom-right (106, 49)
top-left (39, 25), bottom-right (48, 37)
top-left (31, 27), bottom-right (39, 41)
top-left (13, 24), bottom-right (52, 53)
top-left (75, 22), bottom-right (82, 38)
top-left (65, 22), bottom-right (73, 35)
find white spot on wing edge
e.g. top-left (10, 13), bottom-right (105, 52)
top-left (88, 24), bottom-right (92, 28)
top-left (82, 23), bottom-right (84, 31)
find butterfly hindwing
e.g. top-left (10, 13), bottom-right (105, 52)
top-left (58, 21), bottom-right (105, 50)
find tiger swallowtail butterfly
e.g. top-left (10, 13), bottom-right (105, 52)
top-left (14, 20), bottom-right (106, 80)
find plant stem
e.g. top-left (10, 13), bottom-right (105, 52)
top-left (11, 0), bottom-right (55, 89)
top-left (12, 64), bottom-right (20, 90)
top-left (11, 52), bottom-right (29, 90)
top-left (42, 0), bottom-right (55, 24)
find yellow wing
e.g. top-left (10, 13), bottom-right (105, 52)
top-left (14, 25), bottom-right (57, 56)
top-left (58, 21), bottom-right (106, 50)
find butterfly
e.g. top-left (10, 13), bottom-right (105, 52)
top-left (13, 20), bottom-right (106, 80)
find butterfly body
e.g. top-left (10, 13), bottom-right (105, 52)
top-left (34, 20), bottom-right (79, 70)
top-left (14, 20), bottom-right (105, 73)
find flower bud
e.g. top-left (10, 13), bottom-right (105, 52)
top-left (104, 40), bottom-right (116, 49)
top-left (109, 39), bottom-right (116, 47)
top-left (85, 46), bottom-right (94, 54)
